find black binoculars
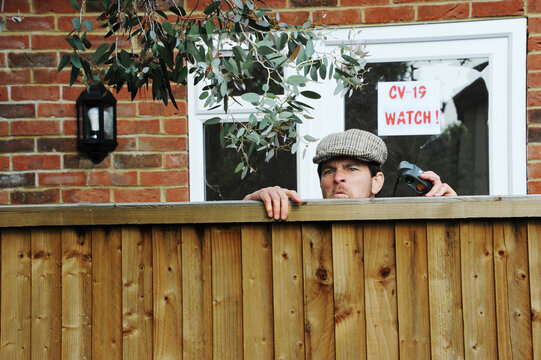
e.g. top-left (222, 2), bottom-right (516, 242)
top-left (397, 161), bottom-right (433, 195)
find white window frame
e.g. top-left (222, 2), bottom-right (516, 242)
top-left (188, 18), bottom-right (527, 201)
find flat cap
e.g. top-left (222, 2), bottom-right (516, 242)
top-left (312, 129), bottom-right (387, 166)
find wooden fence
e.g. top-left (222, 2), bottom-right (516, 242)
top-left (0, 196), bottom-right (540, 359)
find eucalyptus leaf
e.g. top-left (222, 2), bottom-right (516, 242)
top-left (286, 75), bottom-right (309, 85)
top-left (241, 92), bottom-right (260, 104)
top-left (205, 117), bottom-right (222, 125)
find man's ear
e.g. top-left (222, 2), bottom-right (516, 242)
top-left (371, 172), bottom-right (384, 196)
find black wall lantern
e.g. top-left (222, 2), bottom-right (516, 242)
top-left (76, 84), bottom-right (117, 163)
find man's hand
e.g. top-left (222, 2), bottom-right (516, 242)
top-left (419, 171), bottom-right (457, 197)
top-left (243, 186), bottom-right (302, 220)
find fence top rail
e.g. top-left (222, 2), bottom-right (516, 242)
top-left (0, 195), bottom-right (540, 228)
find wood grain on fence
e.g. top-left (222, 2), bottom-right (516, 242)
top-left (0, 200), bottom-right (540, 359)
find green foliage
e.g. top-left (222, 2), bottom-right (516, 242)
top-left (63, 0), bottom-right (367, 178)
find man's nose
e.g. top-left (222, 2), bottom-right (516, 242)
top-left (334, 169), bottom-right (346, 183)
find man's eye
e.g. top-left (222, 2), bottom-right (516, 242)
top-left (323, 169), bottom-right (334, 175)
top-left (348, 167), bottom-right (358, 171)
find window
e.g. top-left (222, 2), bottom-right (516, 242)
top-left (188, 18), bottom-right (526, 201)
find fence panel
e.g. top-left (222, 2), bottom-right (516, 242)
top-left (0, 199), bottom-right (539, 359)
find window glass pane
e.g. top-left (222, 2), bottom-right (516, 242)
top-left (228, 61), bottom-right (284, 96)
top-left (204, 123), bottom-right (297, 200)
top-left (345, 59), bottom-right (489, 196)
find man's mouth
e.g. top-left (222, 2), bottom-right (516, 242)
top-left (332, 190), bottom-right (349, 198)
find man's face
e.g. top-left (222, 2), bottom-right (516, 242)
top-left (319, 157), bottom-right (384, 199)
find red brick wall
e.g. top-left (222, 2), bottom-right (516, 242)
top-left (0, 0), bottom-right (539, 203)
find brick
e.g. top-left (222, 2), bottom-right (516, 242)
top-left (166, 187), bottom-right (189, 202)
top-left (38, 103), bottom-right (75, 118)
top-left (291, 0), bottom-right (336, 7)
top-left (529, 126), bottom-right (541, 142)
top-left (315, 9), bottom-right (363, 25)
top-left (64, 154), bottom-right (110, 169)
top-left (139, 136), bottom-right (186, 151)
top-left (0, 53), bottom-right (5, 67)
top-left (165, 153), bottom-right (187, 168)
top-left (33, 69), bottom-right (71, 84)
top-left (261, 0), bottom-right (287, 8)
top-left (8, 52), bottom-right (56, 68)
top-left (364, 6), bottom-right (415, 23)
top-left (34, 0), bottom-right (81, 13)
top-left (0, 35), bottom-right (30, 49)
top-left (528, 144), bottom-right (541, 160)
top-left (0, 156), bottom-right (9, 170)
top-left (529, 35), bottom-right (541, 52)
top-left (38, 137), bottom-right (77, 152)
top-left (529, 17), bottom-right (541, 33)
top-left (163, 118), bottom-right (187, 135)
top-left (0, 191), bottom-right (8, 204)
top-left (0, 121), bottom-right (9, 136)
top-left (528, 180), bottom-right (541, 194)
top-left (528, 162), bottom-right (541, 178)
top-left (11, 86), bottom-right (60, 101)
top-left (528, 71), bottom-right (541, 88)
top-left (529, 108), bottom-right (541, 123)
top-left (529, 90), bottom-right (541, 107)
top-left (0, 138), bottom-right (34, 153)
top-left (0, 104), bottom-right (35, 118)
top-left (31, 34), bottom-right (71, 50)
top-left (418, 3), bottom-right (470, 21)
top-left (116, 103), bottom-right (138, 118)
top-left (57, 16), bottom-right (102, 32)
top-left (6, 16), bottom-right (55, 31)
top-left (531, 0), bottom-right (541, 12)
top-left (63, 188), bottom-right (110, 203)
top-left (63, 119), bottom-right (77, 135)
top-left (140, 170), bottom-right (188, 186)
top-left (472, 0), bottom-right (524, 17)
top-left (0, 69), bottom-right (31, 84)
top-left (62, 85), bottom-right (87, 101)
top-left (117, 119), bottom-right (160, 135)
top-left (11, 120), bottom-right (61, 135)
top-left (342, 0), bottom-right (388, 4)
top-left (0, 87), bottom-right (8, 101)
top-left (528, 53), bottom-right (541, 71)
top-left (117, 137), bottom-right (137, 151)
top-left (185, 0), bottom-right (211, 11)
top-left (88, 171), bottom-right (138, 186)
top-left (139, 101), bottom-right (186, 116)
top-left (39, 172), bottom-right (86, 186)
top-left (0, 173), bottom-right (35, 188)
top-left (114, 154), bottom-right (162, 168)
top-left (3, 0), bottom-right (31, 12)
top-left (273, 11), bottom-right (310, 25)
top-left (114, 188), bottom-right (161, 203)
top-left (11, 189), bottom-right (60, 204)
top-left (13, 154), bottom-right (61, 170)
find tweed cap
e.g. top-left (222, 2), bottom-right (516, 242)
top-left (312, 129), bottom-right (387, 166)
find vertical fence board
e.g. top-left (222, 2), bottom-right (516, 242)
top-left (182, 225), bottom-right (212, 360)
top-left (92, 227), bottom-right (122, 360)
top-left (395, 222), bottom-right (430, 358)
top-left (363, 223), bottom-right (398, 360)
top-left (61, 228), bottom-right (92, 360)
top-left (0, 230), bottom-right (31, 360)
top-left (211, 226), bottom-right (243, 360)
top-left (122, 227), bottom-right (153, 360)
top-left (493, 220), bottom-right (533, 359)
top-left (427, 222), bottom-right (465, 360)
top-left (460, 220), bottom-right (497, 359)
top-left (332, 222), bottom-right (365, 360)
top-left (31, 229), bottom-right (62, 360)
top-left (302, 223), bottom-right (335, 360)
top-left (152, 226), bottom-right (182, 360)
top-left (528, 219), bottom-right (541, 360)
top-left (272, 223), bottom-right (305, 360)
top-left (241, 224), bottom-right (274, 360)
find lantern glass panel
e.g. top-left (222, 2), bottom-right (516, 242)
top-left (87, 106), bottom-right (100, 139)
top-left (104, 106), bottom-right (114, 140)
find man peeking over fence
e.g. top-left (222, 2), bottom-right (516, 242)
top-left (244, 129), bottom-right (457, 220)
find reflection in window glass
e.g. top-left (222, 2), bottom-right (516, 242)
top-left (204, 124), bottom-right (297, 200)
top-left (346, 59), bottom-right (489, 196)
